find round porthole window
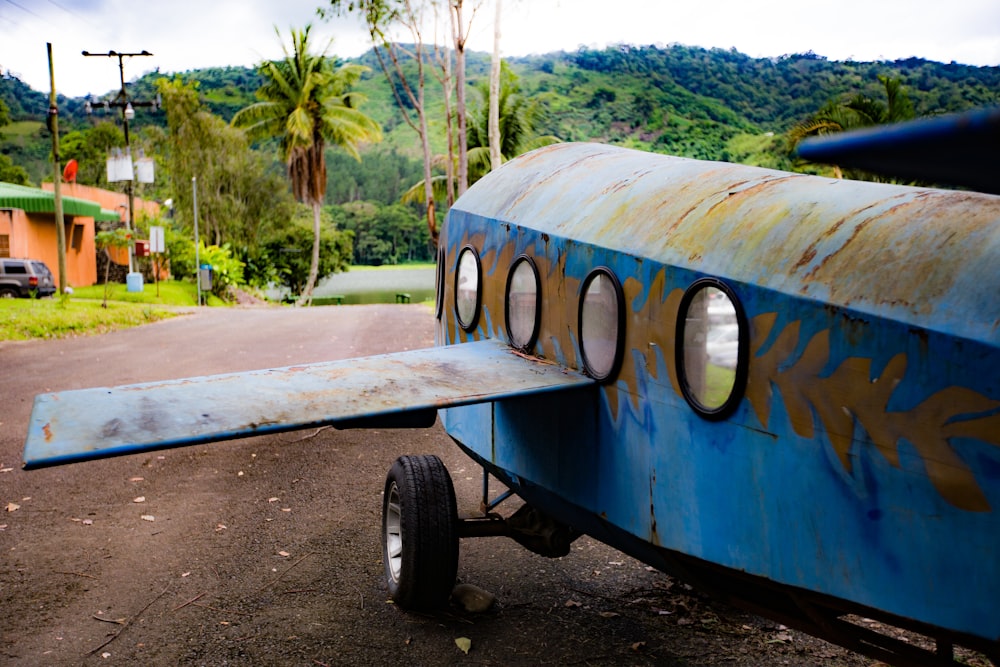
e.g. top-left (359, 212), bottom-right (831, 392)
top-left (578, 268), bottom-right (625, 382)
top-left (455, 246), bottom-right (481, 331)
top-left (675, 278), bottom-right (748, 419)
top-left (505, 255), bottom-right (541, 352)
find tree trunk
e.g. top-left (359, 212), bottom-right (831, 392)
top-left (412, 107), bottom-right (437, 244)
top-left (488, 0), bottom-right (502, 171)
top-left (440, 45), bottom-right (457, 208)
top-left (299, 199), bottom-right (322, 307)
top-left (452, 1), bottom-right (469, 196)
top-left (419, 98), bottom-right (438, 244)
top-left (102, 248), bottom-right (111, 309)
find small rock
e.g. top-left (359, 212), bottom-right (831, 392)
top-left (452, 583), bottom-right (495, 613)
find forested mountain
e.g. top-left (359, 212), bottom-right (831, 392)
top-left (3, 44), bottom-right (998, 190)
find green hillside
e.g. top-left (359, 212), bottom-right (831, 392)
top-left (3, 44), bottom-right (998, 190)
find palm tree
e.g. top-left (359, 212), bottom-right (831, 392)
top-left (403, 62), bottom-right (558, 206)
top-left (789, 75), bottom-right (915, 181)
top-left (233, 25), bottom-right (381, 305)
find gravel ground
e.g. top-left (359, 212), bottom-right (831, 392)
top-left (1, 305), bottom-right (879, 666)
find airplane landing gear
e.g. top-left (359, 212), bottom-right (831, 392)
top-left (381, 453), bottom-right (582, 610)
top-left (381, 455), bottom-right (459, 609)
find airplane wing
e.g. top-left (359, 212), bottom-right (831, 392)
top-left (23, 339), bottom-right (593, 469)
top-left (796, 106), bottom-right (1000, 194)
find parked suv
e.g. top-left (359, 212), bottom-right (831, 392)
top-left (0, 258), bottom-right (56, 298)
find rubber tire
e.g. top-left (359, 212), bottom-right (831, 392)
top-left (0, 287), bottom-right (17, 299)
top-left (381, 454), bottom-right (459, 609)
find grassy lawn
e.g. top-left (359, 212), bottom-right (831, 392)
top-left (0, 267), bottom-right (431, 341)
top-left (0, 280), bottom-right (234, 341)
top-left (70, 280), bottom-right (227, 307)
top-left (0, 297), bottom-right (181, 341)
top-left (2, 120), bottom-right (44, 136)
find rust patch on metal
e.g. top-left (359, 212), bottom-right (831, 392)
top-left (100, 418), bottom-right (123, 439)
top-left (42, 423), bottom-right (53, 443)
top-left (792, 248), bottom-right (817, 272)
top-left (702, 175), bottom-right (793, 218)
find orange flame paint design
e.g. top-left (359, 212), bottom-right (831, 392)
top-left (444, 233), bottom-right (998, 513)
top-left (747, 314), bottom-right (999, 512)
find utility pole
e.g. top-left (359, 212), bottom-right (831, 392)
top-left (46, 43), bottom-right (67, 295)
top-left (82, 49), bottom-right (155, 283)
top-left (192, 177), bottom-right (202, 307)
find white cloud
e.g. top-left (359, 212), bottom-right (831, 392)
top-left (1, 0), bottom-right (997, 98)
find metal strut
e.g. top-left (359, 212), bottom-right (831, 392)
top-left (457, 466), bottom-right (578, 558)
top-left (480, 467), bottom-right (514, 514)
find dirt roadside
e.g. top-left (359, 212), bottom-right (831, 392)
top-left (1, 305), bottom-right (872, 666)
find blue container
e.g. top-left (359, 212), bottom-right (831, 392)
top-left (126, 272), bottom-right (144, 293)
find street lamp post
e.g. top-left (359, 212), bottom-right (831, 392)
top-left (82, 50), bottom-right (155, 278)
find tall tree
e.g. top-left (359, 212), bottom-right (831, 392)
top-left (465, 62), bottom-right (557, 177)
top-left (448, 0), bottom-right (475, 196)
top-left (324, 0), bottom-right (438, 243)
top-left (0, 98), bottom-right (29, 184)
top-left (60, 122), bottom-right (124, 188)
top-left (232, 25), bottom-right (381, 304)
top-left (488, 0), bottom-right (502, 172)
top-left (0, 154), bottom-right (30, 185)
top-left (429, 4), bottom-right (457, 209)
top-left (157, 78), bottom-right (295, 253)
top-left (402, 62), bottom-right (557, 204)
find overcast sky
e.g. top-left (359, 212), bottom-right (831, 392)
top-left (2, 0), bottom-right (999, 98)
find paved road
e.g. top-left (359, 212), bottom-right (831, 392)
top-left (0, 305), bottom-right (864, 666)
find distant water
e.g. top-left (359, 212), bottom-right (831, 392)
top-left (268, 267), bottom-right (435, 305)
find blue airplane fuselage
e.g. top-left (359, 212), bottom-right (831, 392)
top-left (438, 143), bottom-right (1000, 644)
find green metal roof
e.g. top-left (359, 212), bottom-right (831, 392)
top-left (0, 181), bottom-right (103, 218)
top-left (95, 208), bottom-right (122, 223)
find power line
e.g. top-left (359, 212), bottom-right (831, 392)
top-left (41, 0), bottom-right (102, 31)
top-left (2, 0), bottom-right (44, 21)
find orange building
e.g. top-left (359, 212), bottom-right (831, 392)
top-left (0, 181), bottom-right (159, 288)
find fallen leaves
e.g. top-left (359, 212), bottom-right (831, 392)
top-left (455, 637), bottom-right (472, 654)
